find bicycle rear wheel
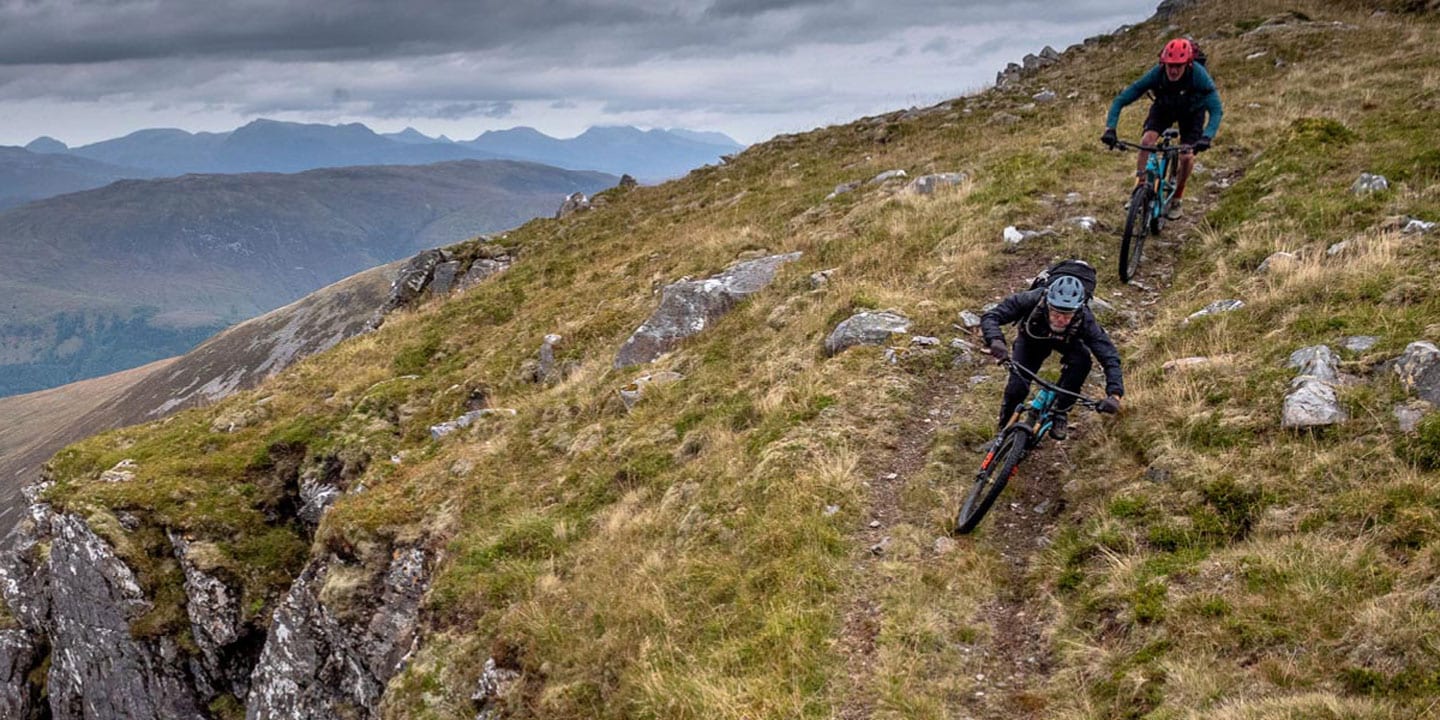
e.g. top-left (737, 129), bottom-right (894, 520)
top-left (954, 427), bottom-right (1031, 534)
top-left (1120, 184), bottom-right (1151, 283)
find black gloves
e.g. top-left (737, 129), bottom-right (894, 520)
top-left (1193, 135), bottom-right (1212, 153)
top-left (988, 339), bottom-right (1009, 362)
top-left (1101, 127), bottom-right (1118, 148)
top-left (1097, 396), bottom-right (1122, 415)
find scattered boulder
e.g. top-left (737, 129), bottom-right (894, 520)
top-left (1039, 46), bottom-right (1061, 63)
top-left (618, 174), bottom-right (639, 189)
top-left (1033, 89), bottom-right (1058, 103)
top-left (556, 192), bottom-right (590, 218)
top-left (615, 252), bottom-right (802, 367)
top-left (958, 310), bottom-right (983, 330)
top-left (995, 63), bottom-right (1023, 88)
top-left (429, 409), bottom-right (516, 440)
top-left (1287, 345), bottom-right (1340, 384)
top-left (619, 371), bottom-right (685, 410)
top-left (1257, 251), bottom-right (1299, 274)
top-left (1403, 218), bottom-right (1437, 235)
top-left (826, 181), bottom-right (860, 200)
top-left (1283, 345), bottom-right (1346, 429)
top-left (906, 172), bottom-right (968, 195)
top-left (1351, 173), bottom-right (1389, 195)
top-left (1283, 378), bottom-right (1347, 429)
top-left (810, 269), bottom-right (836, 289)
top-left (1394, 341), bottom-right (1440, 404)
top-left (1002, 226), bottom-right (1054, 244)
top-left (869, 169), bottom-right (908, 184)
top-left (1089, 296), bottom-right (1116, 314)
top-left (1185, 299), bottom-right (1244, 323)
top-left (1064, 216), bottom-right (1098, 232)
top-left (1395, 400), bottom-right (1433, 433)
top-left (1341, 336), bottom-right (1379, 353)
top-left (825, 311), bottom-right (911, 356)
top-left (1326, 239), bottom-right (1352, 257)
top-left (98, 459), bottom-right (138, 483)
top-left (456, 258), bottom-right (511, 292)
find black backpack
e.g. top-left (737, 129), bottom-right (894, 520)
top-left (1030, 259), bottom-right (1098, 301)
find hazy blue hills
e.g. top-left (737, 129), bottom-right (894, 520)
top-left (0, 146), bottom-right (158, 211)
top-left (0, 159), bottom-right (615, 397)
top-left (39, 119), bottom-right (741, 184)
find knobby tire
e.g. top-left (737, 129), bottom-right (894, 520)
top-left (955, 427), bottom-right (1030, 534)
top-left (1120, 184), bottom-right (1151, 283)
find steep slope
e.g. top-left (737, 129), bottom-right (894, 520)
top-left (0, 160), bottom-right (614, 396)
top-left (3, 2), bottom-right (1439, 719)
top-left (0, 146), bottom-right (155, 211)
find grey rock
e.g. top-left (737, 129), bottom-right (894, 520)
top-left (958, 310), bottom-right (982, 329)
top-left (810, 269), bottom-right (836, 288)
top-left (1039, 46), bottom-right (1061, 62)
top-left (1395, 341), bottom-right (1440, 404)
top-left (1155, 0), bottom-right (1200, 18)
top-left (1065, 216), bottom-right (1098, 232)
top-left (1403, 218), bottom-right (1437, 235)
top-left (1089, 296), bottom-right (1115, 314)
top-left (1395, 401), bottom-right (1433, 433)
top-left (911, 336), bottom-right (941, 347)
top-left (824, 311), bottom-right (911, 356)
top-left (1287, 345), bottom-right (1340, 385)
top-left (1162, 357), bottom-right (1214, 373)
top-left (1003, 226), bottom-right (1053, 244)
top-left (1341, 336), bottom-right (1379, 353)
top-left (0, 628), bottom-right (40, 719)
top-left (472, 657), bottom-right (521, 720)
top-left (825, 181), bottom-right (860, 200)
top-left (365, 249), bottom-right (444, 331)
top-left (869, 169), bottom-right (908, 184)
top-left (98, 458), bottom-right (138, 483)
top-left (618, 371), bottom-right (685, 411)
top-left (615, 252), bottom-right (802, 367)
top-left (247, 549), bottom-right (430, 720)
top-left (1283, 378), bottom-right (1347, 428)
top-left (428, 261), bottom-right (462, 296)
top-left (1022, 53), bottom-right (1041, 71)
top-left (536, 333), bottom-right (563, 384)
top-left (1033, 89), bottom-right (1058, 103)
top-left (171, 532), bottom-right (248, 699)
top-left (1327, 240), bottom-right (1353, 257)
top-left (1064, 192), bottom-right (1083, 205)
top-left (45, 513), bottom-right (206, 720)
top-left (618, 174), bottom-right (639, 188)
top-left (555, 191), bottom-right (590, 219)
top-left (1185, 299), bottom-right (1244, 323)
top-left (906, 172), bottom-right (968, 195)
top-left (298, 470), bottom-right (342, 526)
top-left (933, 537), bottom-right (958, 555)
top-left (1351, 173), bottom-right (1389, 195)
top-left (455, 258), bottom-right (510, 292)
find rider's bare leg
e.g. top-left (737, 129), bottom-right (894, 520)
top-left (1135, 129), bottom-right (1160, 184)
top-left (1175, 147), bottom-right (1195, 199)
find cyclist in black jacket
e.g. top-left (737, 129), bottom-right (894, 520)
top-left (980, 274), bottom-right (1123, 440)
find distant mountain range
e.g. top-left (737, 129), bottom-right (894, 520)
top-left (15, 120), bottom-right (741, 188)
top-left (0, 159), bottom-right (615, 397)
top-left (0, 146), bottom-right (159, 211)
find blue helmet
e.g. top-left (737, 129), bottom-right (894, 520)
top-left (1046, 275), bottom-right (1087, 312)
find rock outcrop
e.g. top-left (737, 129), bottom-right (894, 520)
top-left (1283, 345), bottom-right (1347, 429)
top-left (824, 311), bottom-right (911, 356)
top-left (615, 252), bottom-right (802, 367)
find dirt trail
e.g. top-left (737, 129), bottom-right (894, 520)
top-left (836, 173), bottom-right (1230, 718)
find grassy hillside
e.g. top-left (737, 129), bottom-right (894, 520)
top-left (32, 1), bottom-right (1440, 718)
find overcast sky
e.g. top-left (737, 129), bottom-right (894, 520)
top-left (0, 0), bottom-right (1158, 147)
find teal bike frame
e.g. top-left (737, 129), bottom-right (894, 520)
top-left (1111, 128), bottom-right (1183, 282)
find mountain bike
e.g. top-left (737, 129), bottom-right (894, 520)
top-left (1110, 128), bottom-right (1183, 283)
top-left (953, 360), bottom-right (1104, 535)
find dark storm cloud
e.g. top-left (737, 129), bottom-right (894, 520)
top-left (0, 0), bottom-right (1149, 67)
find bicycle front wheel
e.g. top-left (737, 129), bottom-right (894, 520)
top-left (954, 427), bottom-right (1031, 534)
top-left (1120, 184), bottom-right (1151, 283)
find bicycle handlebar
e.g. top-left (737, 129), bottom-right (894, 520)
top-left (1108, 137), bottom-right (1196, 154)
top-left (1001, 359), bottom-right (1104, 410)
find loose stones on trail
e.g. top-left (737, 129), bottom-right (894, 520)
top-left (824, 311), bottom-right (911, 356)
top-left (614, 252), bottom-right (802, 367)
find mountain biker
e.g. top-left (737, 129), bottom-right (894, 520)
top-left (981, 269), bottom-right (1123, 441)
top-left (1101, 37), bottom-right (1223, 220)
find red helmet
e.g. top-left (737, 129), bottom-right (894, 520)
top-left (1160, 38), bottom-right (1195, 64)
